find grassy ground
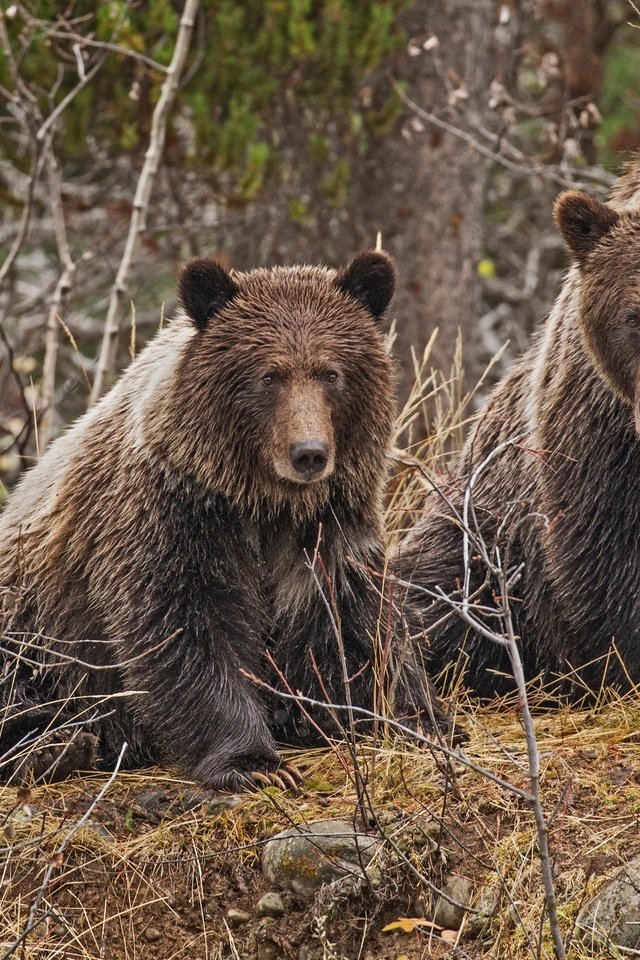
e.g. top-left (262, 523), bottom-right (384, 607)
top-left (2, 342), bottom-right (639, 958)
top-left (2, 694), bottom-right (640, 958)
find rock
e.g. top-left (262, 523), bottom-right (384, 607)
top-left (262, 819), bottom-right (381, 898)
top-left (576, 855), bottom-right (640, 953)
top-left (143, 926), bottom-right (162, 942)
top-left (207, 793), bottom-right (246, 813)
top-left (256, 939), bottom-right (280, 959)
top-left (432, 875), bottom-right (474, 930)
top-left (13, 804), bottom-right (37, 825)
top-left (297, 945), bottom-right (321, 960)
top-left (465, 881), bottom-right (501, 937)
top-left (256, 892), bottom-right (285, 918)
top-left (227, 908), bottom-right (252, 926)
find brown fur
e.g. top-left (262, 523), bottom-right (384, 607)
top-left (397, 158), bottom-right (640, 697)
top-left (0, 252), bottom-right (446, 788)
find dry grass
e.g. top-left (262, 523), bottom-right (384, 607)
top-left (2, 696), bottom-right (640, 958)
top-left (1, 338), bottom-right (639, 959)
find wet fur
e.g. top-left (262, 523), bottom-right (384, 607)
top-left (0, 255), bottom-right (445, 788)
top-left (397, 160), bottom-right (640, 698)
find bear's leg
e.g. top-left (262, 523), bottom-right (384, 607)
top-left (269, 559), bottom-right (452, 745)
top-left (185, 688), bottom-right (303, 793)
top-left (0, 692), bottom-right (100, 785)
top-left (92, 494), bottom-right (305, 792)
top-left (119, 616), bottom-right (302, 792)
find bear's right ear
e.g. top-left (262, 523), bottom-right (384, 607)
top-left (554, 191), bottom-right (620, 264)
top-left (178, 258), bottom-right (238, 329)
top-left (335, 251), bottom-right (397, 319)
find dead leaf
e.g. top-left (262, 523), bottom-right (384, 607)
top-left (383, 917), bottom-right (443, 934)
top-left (441, 929), bottom-right (458, 944)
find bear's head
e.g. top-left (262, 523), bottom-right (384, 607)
top-left (161, 252), bottom-right (396, 518)
top-left (555, 190), bottom-right (640, 431)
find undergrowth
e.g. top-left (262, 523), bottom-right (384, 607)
top-left (1, 338), bottom-right (639, 959)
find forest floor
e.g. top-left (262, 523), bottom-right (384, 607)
top-left (2, 692), bottom-right (640, 960)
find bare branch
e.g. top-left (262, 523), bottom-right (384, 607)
top-left (90, 0), bottom-right (200, 403)
top-left (39, 148), bottom-right (76, 448)
top-left (2, 742), bottom-right (128, 960)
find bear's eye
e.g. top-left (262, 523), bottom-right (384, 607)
top-left (322, 370), bottom-right (339, 385)
top-left (261, 372), bottom-right (279, 386)
top-left (625, 311), bottom-right (640, 329)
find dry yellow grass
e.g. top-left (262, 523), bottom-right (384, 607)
top-left (2, 337), bottom-right (639, 959)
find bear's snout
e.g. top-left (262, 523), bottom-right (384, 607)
top-left (289, 440), bottom-right (329, 479)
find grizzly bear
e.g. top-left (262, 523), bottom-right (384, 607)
top-left (397, 162), bottom-right (640, 699)
top-left (0, 252), bottom-right (446, 789)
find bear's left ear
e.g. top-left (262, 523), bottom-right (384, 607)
top-left (335, 251), bottom-right (397, 319)
top-left (554, 191), bottom-right (620, 264)
top-left (178, 258), bottom-right (238, 329)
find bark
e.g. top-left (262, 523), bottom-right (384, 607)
top-left (219, 1), bottom-right (497, 402)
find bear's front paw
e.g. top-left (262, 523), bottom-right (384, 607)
top-left (195, 753), bottom-right (304, 794)
top-left (243, 760), bottom-right (303, 793)
top-left (9, 731), bottom-right (99, 785)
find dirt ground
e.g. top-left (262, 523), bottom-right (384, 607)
top-left (2, 694), bottom-right (640, 960)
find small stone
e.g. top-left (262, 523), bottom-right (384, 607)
top-left (207, 793), bottom-right (246, 813)
top-left (227, 908), bottom-right (252, 926)
top-left (256, 892), bottom-right (285, 918)
top-left (297, 945), bottom-right (321, 960)
top-left (262, 819), bottom-right (381, 898)
top-left (433, 875), bottom-right (474, 929)
top-left (143, 926), bottom-right (162, 942)
top-left (257, 939), bottom-right (280, 960)
top-left (576, 855), bottom-right (640, 952)
top-left (465, 881), bottom-right (501, 936)
top-left (13, 804), bottom-right (37, 825)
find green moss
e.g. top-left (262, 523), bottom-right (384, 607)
top-left (598, 36), bottom-right (640, 167)
top-left (4, 1), bottom-right (410, 205)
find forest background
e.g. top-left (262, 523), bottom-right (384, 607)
top-left (1, 0), bottom-right (639, 491)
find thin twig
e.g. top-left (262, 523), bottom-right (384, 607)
top-left (90, 0), bottom-right (200, 403)
top-left (39, 148), bottom-right (76, 448)
top-left (2, 742), bottom-right (127, 960)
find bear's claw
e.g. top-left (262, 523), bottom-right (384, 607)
top-left (277, 765), bottom-right (302, 791)
top-left (246, 761), bottom-right (302, 793)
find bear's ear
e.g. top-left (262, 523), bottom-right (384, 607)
top-left (335, 251), bottom-right (397, 319)
top-left (178, 258), bottom-right (238, 329)
top-left (554, 191), bottom-right (620, 263)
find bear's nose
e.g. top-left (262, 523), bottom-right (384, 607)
top-left (289, 440), bottom-right (329, 477)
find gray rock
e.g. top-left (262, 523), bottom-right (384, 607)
top-left (262, 819), bottom-right (381, 898)
top-left (143, 926), bottom-right (162, 943)
top-left (297, 945), bottom-right (321, 960)
top-left (256, 892), bottom-right (285, 918)
top-left (207, 793), bottom-right (246, 813)
top-left (432, 875), bottom-right (474, 930)
top-left (227, 907), bottom-right (252, 926)
top-left (465, 881), bottom-right (501, 937)
top-left (13, 804), bottom-right (37, 825)
top-left (576, 855), bottom-right (640, 953)
top-left (256, 939), bottom-right (280, 960)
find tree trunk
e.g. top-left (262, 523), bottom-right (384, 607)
top-left (219, 1), bottom-right (496, 404)
top-left (355, 0), bottom-right (496, 394)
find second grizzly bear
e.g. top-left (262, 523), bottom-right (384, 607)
top-left (0, 252), bottom-right (446, 789)
top-left (398, 162), bottom-right (640, 698)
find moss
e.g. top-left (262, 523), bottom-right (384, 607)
top-left (5, 1), bottom-right (410, 205)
